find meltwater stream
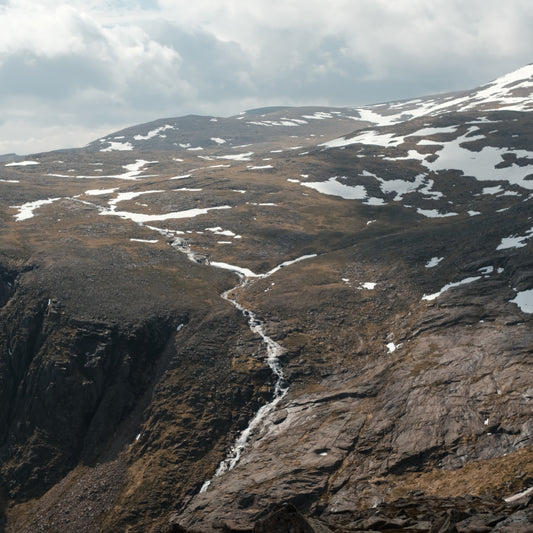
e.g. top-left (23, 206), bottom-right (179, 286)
top-left (198, 254), bottom-right (316, 493)
top-left (149, 227), bottom-right (315, 492)
top-left (199, 278), bottom-right (288, 493)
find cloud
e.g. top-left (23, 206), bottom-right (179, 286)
top-left (157, 0), bottom-right (533, 79)
top-left (1, 0), bottom-right (533, 154)
top-left (0, 1), bottom-right (194, 152)
top-left (0, 2), bottom-right (186, 101)
top-left (0, 116), bottom-right (111, 155)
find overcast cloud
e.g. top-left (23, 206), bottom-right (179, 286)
top-left (0, 0), bottom-right (532, 154)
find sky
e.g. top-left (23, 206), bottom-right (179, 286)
top-left (0, 0), bottom-right (532, 155)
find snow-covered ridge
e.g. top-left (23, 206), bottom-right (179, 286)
top-left (81, 65), bottom-right (532, 162)
top-left (319, 64), bottom-right (533, 141)
top-left (310, 104), bottom-right (533, 208)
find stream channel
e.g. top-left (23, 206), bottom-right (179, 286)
top-left (188, 252), bottom-right (316, 492)
top-left (198, 254), bottom-right (316, 492)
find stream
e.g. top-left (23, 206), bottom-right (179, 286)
top-left (149, 226), bottom-right (315, 492)
top-left (199, 275), bottom-right (288, 493)
top-left (198, 256), bottom-right (316, 492)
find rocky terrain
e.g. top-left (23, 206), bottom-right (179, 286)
top-left (0, 65), bottom-right (532, 532)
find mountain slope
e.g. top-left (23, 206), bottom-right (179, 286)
top-left (0, 65), bottom-right (532, 532)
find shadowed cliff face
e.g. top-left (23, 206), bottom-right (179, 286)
top-left (0, 66), bottom-right (532, 532)
top-left (0, 251), bottom-right (280, 532)
top-left (0, 282), bottom-right (177, 499)
top-left (0, 268), bottom-right (16, 309)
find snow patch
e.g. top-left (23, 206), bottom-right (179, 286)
top-left (497, 227), bottom-right (533, 250)
top-left (101, 189), bottom-right (232, 223)
top-left (301, 177), bottom-right (367, 200)
top-left (84, 188), bottom-right (119, 196)
top-left (364, 197), bottom-right (387, 206)
top-left (483, 185), bottom-right (504, 195)
top-left (134, 125), bottom-right (175, 141)
top-left (425, 128), bottom-right (533, 190)
top-left (209, 262), bottom-right (258, 278)
top-left (103, 205), bottom-right (232, 224)
top-left (425, 257), bottom-right (444, 268)
top-left (248, 119), bottom-right (304, 127)
top-left (387, 342), bottom-right (401, 353)
top-left (248, 165), bottom-right (273, 170)
top-left (77, 160), bottom-right (157, 180)
top-left (264, 254), bottom-right (317, 277)
top-left (5, 160), bottom-right (39, 166)
top-left (377, 174), bottom-right (434, 201)
top-left (422, 276), bottom-right (482, 301)
top-left (217, 152), bottom-right (254, 161)
top-left (11, 198), bottom-right (62, 221)
top-left (320, 130), bottom-right (403, 149)
top-left (100, 141), bottom-right (133, 152)
top-left (302, 111), bottom-right (333, 120)
top-left (408, 125), bottom-right (459, 137)
top-left (417, 208), bottom-right (458, 218)
top-left (504, 486), bottom-right (533, 503)
top-left (510, 289), bottom-right (533, 313)
top-left (206, 227), bottom-right (237, 237)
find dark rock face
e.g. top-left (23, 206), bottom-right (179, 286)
top-left (0, 262), bottom-right (277, 531)
top-left (253, 503), bottom-right (327, 533)
top-left (0, 282), bottom-right (177, 499)
top-left (0, 267), bottom-right (16, 309)
top-left (167, 494), bottom-right (533, 532)
top-left (322, 493), bottom-right (533, 532)
top-left (0, 68), bottom-right (532, 532)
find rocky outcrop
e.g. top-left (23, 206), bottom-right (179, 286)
top-left (167, 493), bottom-right (533, 532)
top-left (323, 492), bottom-right (533, 532)
top-left (252, 503), bottom-right (331, 533)
top-left (171, 207), bottom-right (533, 531)
top-left (0, 266), bottom-right (16, 309)
top-left (0, 272), bottom-right (185, 496)
top-left (0, 278), bottom-right (179, 500)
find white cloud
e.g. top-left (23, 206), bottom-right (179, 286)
top-left (1, 0), bottom-right (533, 154)
top-left (0, 1), bottom-right (185, 97)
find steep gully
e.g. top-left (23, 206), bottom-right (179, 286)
top-left (197, 256), bottom-right (317, 492)
top-left (199, 281), bottom-right (287, 493)
top-left (150, 227), bottom-right (317, 492)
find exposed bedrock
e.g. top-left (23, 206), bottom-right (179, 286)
top-left (173, 236), bottom-right (533, 532)
top-left (0, 281), bottom-right (178, 500)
